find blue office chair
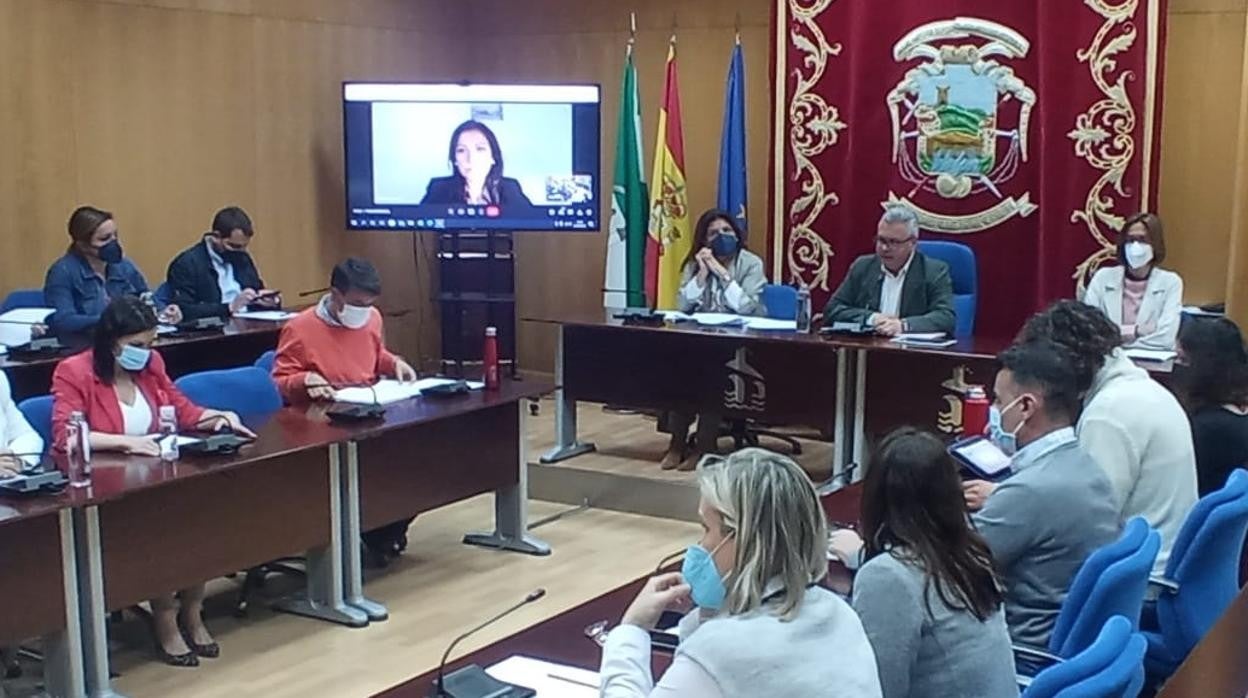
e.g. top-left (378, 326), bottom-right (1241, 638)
top-left (254, 350), bottom-right (277, 373)
top-left (1016, 517), bottom-right (1159, 670)
top-left (17, 395), bottom-right (54, 453)
top-left (1143, 469), bottom-right (1248, 678)
top-left (1, 289), bottom-right (46, 313)
top-left (1022, 616), bottom-right (1147, 698)
top-left (761, 284), bottom-right (799, 321)
top-left (174, 366), bottom-right (282, 417)
top-left (917, 240), bottom-right (977, 338)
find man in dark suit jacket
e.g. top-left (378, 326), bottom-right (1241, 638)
top-left (166, 206), bottom-right (277, 321)
top-left (822, 206), bottom-right (955, 336)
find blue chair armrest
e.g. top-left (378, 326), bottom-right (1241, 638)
top-left (1147, 575), bottom-right (1180, 594)
top-left (1013, 643), bottom-right (1063, 665)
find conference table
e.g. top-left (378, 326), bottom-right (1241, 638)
top-left (373, 482), bottom-right (864, 697)
top-left (0, 317), bottom-right (283, 401)
top-left (530, 311), bottom-right (1174, 478)
top-left (0, 379), bottom-right (551, 698)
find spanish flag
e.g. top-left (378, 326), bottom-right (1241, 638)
top-left (645, 39), bottom-right (692, 310)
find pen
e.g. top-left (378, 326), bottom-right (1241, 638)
top-left (547, 672), bottom-right (598, 689)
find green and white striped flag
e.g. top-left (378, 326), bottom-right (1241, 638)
top-left (604, 41), bottom-right (648, 309)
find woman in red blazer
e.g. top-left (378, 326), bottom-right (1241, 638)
top-left (51, 296), bottom-right (252, 667)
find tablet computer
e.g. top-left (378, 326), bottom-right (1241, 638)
top-left (949, 436), bottom-right (1013, 481)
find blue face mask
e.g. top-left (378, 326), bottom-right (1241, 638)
top-left (681, 538), bottom-right (731, 610)
top-left (710, 233), bottom-right (739, 259)
top-left (117, 344), bottom-right (152, 372)
top-left (987, 395), bottom-right (1028, 456)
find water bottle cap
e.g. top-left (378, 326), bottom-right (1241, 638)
top-left (159, 405), bottom-right (176, 417)
top-left (485, 327), bottom-right (497, 337)
top-left (967, 385), bottom-right (986, 398)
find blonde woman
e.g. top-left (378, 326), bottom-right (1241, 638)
top-left (599, 448), bottom-right (883, 698)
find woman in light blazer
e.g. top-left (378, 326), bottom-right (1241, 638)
top-left (0, 370), bottom-right (43, 478)
top-left (1083, 212), bottom-right (1183, 351)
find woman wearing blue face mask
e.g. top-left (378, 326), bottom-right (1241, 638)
top-left (1082, 212), bottom-right (1184, 351)
top-left (50, 295), bottom-right (251, 667)
top-left (599, 448), bottom-right (883, 698)
top-left (677, 209), bottom-right (766, 316)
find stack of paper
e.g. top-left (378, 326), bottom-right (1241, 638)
top-left (486, 655), bottom-right (599, 697)
top-left (659, 310), bottom-right (692, 322)
top-left (332, 378), bottom-right (483, 406)
top-left (0, 308), bottom-right (54, 347)
top-left (745, 317), bottom-right (797, 331)
top-left (235, 310), bottom-right (297, 322)
top-left (890, 333), bottom-right (956, 348)
top-left (692, 312), bottom-right (746, 327)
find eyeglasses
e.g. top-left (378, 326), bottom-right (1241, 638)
top-left (875, 235), bottom-right (915, 249)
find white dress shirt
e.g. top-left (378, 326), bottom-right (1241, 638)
top-left (205, 239), bottom-right (243, 306)
top-left (877, 251), bottom-right (915, 319)
top-left (601, 614), bottom-right (721, 697)
top-left (0, 371), bottom-right (43, 465)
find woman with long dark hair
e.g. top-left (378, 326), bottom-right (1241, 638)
top-left (1176, 316), bottom-right (1248, 494)
top-left (829, 428), bottom-right (1017, 698)
top-left (51, 296), bottom-right (252, 667)
top-left (419, 120), bottom-right (533, 207)
top-left (659, 209), bottom-right (768, 470)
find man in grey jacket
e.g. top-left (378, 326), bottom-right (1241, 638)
top-left (963, 340), bottom-right (1121, 649)
top-left (821, 205), bottom-right (955, 336)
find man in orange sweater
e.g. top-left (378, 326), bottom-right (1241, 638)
top-left (273, 256), bottom-right (418, 566)
top-left (273, 257), bottom-right (417, 404)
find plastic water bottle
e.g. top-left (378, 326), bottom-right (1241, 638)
top-left (483, 326), bottom-right (500, 391)
top-left (66, 411), bottom-right (92, 488)
top-left (158, 405), bottom-right (179, 461)
top-left (795, 284), bottom-right (813, 334)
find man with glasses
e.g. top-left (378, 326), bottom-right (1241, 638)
top-left (821, 205), bottom-right (955, 336)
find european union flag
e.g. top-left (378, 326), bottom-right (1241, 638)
top-left (717, 40), bottom-right (748, 231)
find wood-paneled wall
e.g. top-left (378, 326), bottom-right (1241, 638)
top-left (3, 0), bottom-right (1248, 375)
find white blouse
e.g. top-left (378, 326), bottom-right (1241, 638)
top-left (0, 371), bottom-right (43, 465)
top-left (117, 389), bottom-right (153, 437)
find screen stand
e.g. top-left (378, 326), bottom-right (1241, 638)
top-left (435, 230), bottom-right (518, 380)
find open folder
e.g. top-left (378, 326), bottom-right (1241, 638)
top-left (332, 378), bottom-right (484, 406)
top-left (486, 656), bottom-right (599, 697)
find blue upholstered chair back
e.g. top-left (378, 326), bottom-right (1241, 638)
top-left (17, 395), bottom-right (54, 453)
top-left (174, 366), bottom-right (282, 416)
top-left (1144, 469), bottom-right (1248, 674)
top-left (761, 284), bottom-right (799, 321)
top-left (1023, 616), bottom-right (1146, 698)
top-left (254, 350), bottom-right (277, 373)
top-left (917, 240), bottom-right (977, 337)
top-left (1, 289), bottom-right (46, 313)
top-left (1051, 517), bottom-right (1158, 659)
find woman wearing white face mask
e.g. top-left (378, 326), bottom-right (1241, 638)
top-left (599, 448), bottom-right (883, 698)
top-left (1083, 212), bottom-right (1184, 351)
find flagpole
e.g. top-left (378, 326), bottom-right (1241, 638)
top-left (628, 10), bottom-right (636, 56)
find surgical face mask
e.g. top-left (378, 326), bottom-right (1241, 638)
top-left (681, 536), bottom-right (732, 610)
top-left (710, 233), bottom-right (739, 259)
top-left (338, 303), bottom-right (372, 330)
top-left (1124, 241), bottom-right (1154, 270)
top-left (215, 237), bottom-right (251, 267)
top-left (987, 395), bottom-right (1029, 456)
top-left (96, 239), bottom-right (124, 264)
top-left (117, 344), bottom-right (152, 372)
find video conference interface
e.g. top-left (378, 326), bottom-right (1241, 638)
top-left (343, 83), bottom-right (602, 232)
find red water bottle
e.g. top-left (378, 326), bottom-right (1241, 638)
top-left (483, 326), bottom-right (500, 391)
top-left (962, 385), bottom-right (990, 437)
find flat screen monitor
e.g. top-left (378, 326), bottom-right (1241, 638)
top-left (343, 82), bottom-right (602, 232)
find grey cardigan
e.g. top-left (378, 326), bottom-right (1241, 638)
top-left (853, 553), bottom-right (1019, 698)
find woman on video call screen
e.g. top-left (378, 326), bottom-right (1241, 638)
top-left (420, 120), bottom-right (534, 207)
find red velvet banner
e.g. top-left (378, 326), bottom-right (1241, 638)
top-left (771, 1), bottom-right (1167, 337)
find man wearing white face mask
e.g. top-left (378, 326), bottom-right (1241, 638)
top-left (272, 257), bottom-right (417, 405)
top-left (961, 341), bottom-right (1119, 649)
top-left (1083, 212), bottom-right (1184, 351)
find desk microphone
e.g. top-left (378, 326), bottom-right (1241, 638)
top-left (298, 287), bottom-right (330, 298)
top-left (430, 588), bottom-right (545, 698)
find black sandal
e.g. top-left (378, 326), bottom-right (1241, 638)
top-left (179, 621), bottom-right (220, 659)
top-left (141, 610), bottom-right (198, 668)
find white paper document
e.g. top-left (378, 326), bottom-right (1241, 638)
top-left (1182, 305), bottom-right (1223, 317)
top-left (892, 332), bottom-right (946, 341)
top-left (1124, 347), bottom-right (1177, 363)
top-left (157, 324), bottom-right (179, 335)
top-left (692, 312), bottom-right (745, 326)
top-left (0, 308), bottom-right (54, 347)
top-left (486, 655), bottom-right (599, 697)
top-left (659, 310), bottom-right (692, 322)
top-left (333, 378), bottom-right (478, 405)
top-left (234, 310), bottom-right (297, 322)
top-left (745, 317), bottom-right (797, 331)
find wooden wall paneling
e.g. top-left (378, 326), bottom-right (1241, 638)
top-left (1157, 7), bottom-right (1247, 304)
top-left (0, 0), bottom-right (82, 290)
top-left (1224, 9), bottom-right (1248, 326)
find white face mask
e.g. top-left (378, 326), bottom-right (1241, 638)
top-left (1124, 241), bottom-right (1154, 270)
top-left (338, 303), bottom-right (372, 329)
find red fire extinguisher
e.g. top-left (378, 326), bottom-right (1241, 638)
top-left (483, 326), bottom-right (500, 391)
top-left (962, 385), bottom-right (990, 437)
